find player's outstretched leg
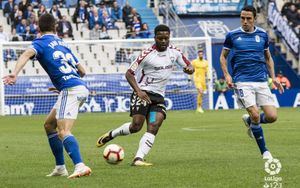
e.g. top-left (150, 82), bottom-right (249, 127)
top-left (44, 109), bottom-right (68, 177)
top-left (132, 112), bottom-right (164, 166)
top-left (96, 122), bottom-right (131, 147)
top-left (97, 115), bottom-right (145, 147)
top-left (57, 119), bottom-right (91, 179)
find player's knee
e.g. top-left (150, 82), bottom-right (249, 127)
top-left (57, 129), bottom-right (70, 139)
top-left (148, 123), bottom-right (161, 135)
top-left (266, 114), bottom-right (277, 123)
top-left (129, 121), bottom-right (143, 133)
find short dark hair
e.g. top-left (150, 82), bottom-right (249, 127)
top-left (241, 5), bottom-right (257, 18)
top-left (154, 24), bottom-right (170, 36)
top-left (38, 13), bottom-right (56, 33)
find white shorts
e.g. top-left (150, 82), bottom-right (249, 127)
top-left (234, 82), bottom-right (275, 109)
top-left (54, 85), bottom-right (89, 119)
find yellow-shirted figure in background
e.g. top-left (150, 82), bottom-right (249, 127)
top-left (191, 49), bottom-right (209, 113)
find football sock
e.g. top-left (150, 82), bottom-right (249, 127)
top-left (63, 135), bottom-right (83, 165)
top-left (260, 113), bottom-right (267, 124)
top-left (246, 113), bottom-right (267, 124)
top-left (135, 132), bottom-right (155, 159)
top-left (47, 132), bottom-right (64, 165)
top-left (250, 123), bottom-right (268, 154)
top-left (111, 122), bottom-right (131, 138)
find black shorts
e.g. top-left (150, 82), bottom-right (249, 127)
top-left (130, 91), bottom-right (166, 119)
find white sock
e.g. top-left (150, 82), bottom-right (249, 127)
top-left (56, 165), bottom-right (66, 169)
top-left (75, 162), bottom-right (85, 169)
top-left (111, 122), bottom-right (131, 138)
top-left (135, 132), bottom-right (155, 159)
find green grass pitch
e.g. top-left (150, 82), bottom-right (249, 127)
top-left (0, 108), bottom-right (299, 188)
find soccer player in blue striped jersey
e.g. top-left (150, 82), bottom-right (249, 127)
top-left (220, 6), bottom-right (284, 160)
top-left (3, 13), bottom-right (91, 178)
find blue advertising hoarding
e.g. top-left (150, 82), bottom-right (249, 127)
top-left (172, 0), bottom-right (252, 15)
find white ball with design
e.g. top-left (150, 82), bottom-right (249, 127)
top-left (103, 144), bottom-right (124, 164)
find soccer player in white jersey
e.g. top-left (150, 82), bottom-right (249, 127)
top-left (3, 14), bottom-right (91, 178)
top-left (219, 6), bottom-right (284, 160)
top-left (96, 24), bottom-right (194, 166)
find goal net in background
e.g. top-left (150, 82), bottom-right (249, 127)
top-left (0, 37), bottom-right (212, 116)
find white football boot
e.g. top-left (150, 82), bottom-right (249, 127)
top-left (68, 164), bottom-right (91, 179)
top-left (46, 166), bottom-right (68, 177)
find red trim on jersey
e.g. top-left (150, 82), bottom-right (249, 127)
top-left (135, 46), bottom-right (155, 65)
top-left (182, 55), bottom-right (191, 66)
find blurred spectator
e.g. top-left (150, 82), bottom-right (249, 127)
top-left (31, 0), bottom-right (42, 8)
top-left (57, 15), bottom-right (73, 38)
top-left (14, 10), bottom-right (24, 28)
top-left (99, 25), bottom-right (111, 39)
top-left (276, 71), bottom-right (291, 89)
top-left (3, 49), bottom-right (17, 62)
top-left (122, 2), bottom-right (132, 27)
top-left (102, 10), bottom-right (117, 29)
top-left (0, 25), bottom-right (10, 42)
top-left (89, 23), bottom-right (101, 39)
top-left (98, 1), bottom-right (109, 18)
top-left (37, 4), bottom-right (47, 17)
top-left (72, 0), bottom-right (89, 24)
top-left (10, 5), bottom-right (20, 28)
top-left (89, 9), bottom-right (103, 30)
top-left (50, 4), bottom-right (63, 21)
top-left (53, 0), bottom-right (66, 8)
top-left (16, 19), bottom-right (27, 40)
top-left (24, 25), bottom-right (35, 41)
top-left (110, 1), bottom-right (122, 21)
top-left (127, 8), bottom-right (141, 26)
top-left (285, 4), bottom-right (297, 25)
top-left (24, 5), bottom-right (35, 20)
top-left (18, 0), bottom-right (30, 16)
top-left (215, 77), bottom-right (228, 93)
top-left (4, 0), bottom-right (15, 24)
top-left (28, 15), bottom-right (38, 34)
top-left (10, 28), bottom-right (23, 41)
top-left (139, 23), bottom-right (151, 38)
top-left (132, 16), bottom-right (141, 35)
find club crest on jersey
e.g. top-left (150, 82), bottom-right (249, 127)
top-left (255, 35), bottom-right (260, 42)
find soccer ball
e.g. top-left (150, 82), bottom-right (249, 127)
top-left (103, 144), bottom-right (124, 164)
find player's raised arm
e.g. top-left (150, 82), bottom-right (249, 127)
top-left (264, 49), bottom-right (284, 93)
top-left (220, 48), bottom-right (233, 88)
top-left (3, 48), bottom-right (35, 85)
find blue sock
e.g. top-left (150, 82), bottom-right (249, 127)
top-left (247, 113), bottom-right (268, 124)
top-left (47, 132), bottom-right (64, 165)
top-left (260, 113), bottom-right (267, 124)
top-left (250, 123), bottom-right (268, 154)
top-left (63, 135), bottom-right (83, 165)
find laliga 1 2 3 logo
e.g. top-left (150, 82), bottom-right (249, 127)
top-left (264, 158), bottom-right (282, 175)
